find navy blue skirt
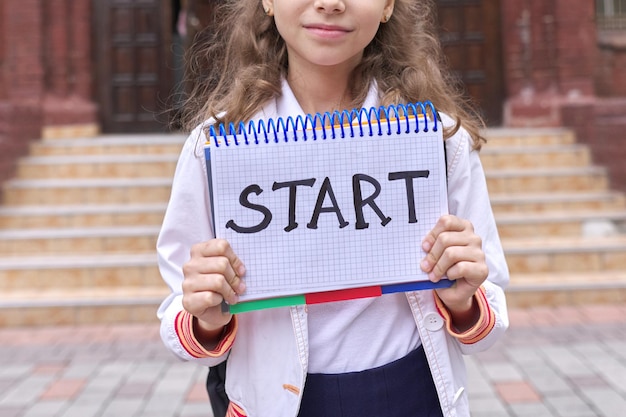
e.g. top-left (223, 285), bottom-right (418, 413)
top-left (297, 345), bottom-right (444, 417)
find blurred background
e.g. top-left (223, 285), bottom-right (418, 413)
top-left (0, 1), bottom-right (625, 416)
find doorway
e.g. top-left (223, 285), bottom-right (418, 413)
top-left (93, 0), bottom-right (174, 133)
top-left (436, 0), bottom-right (505, 125)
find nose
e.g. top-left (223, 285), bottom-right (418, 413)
top-left (313, 0), bottom-right (345, 14)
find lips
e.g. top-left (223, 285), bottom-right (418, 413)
top-left (304, 23), bottom-right (352, 38)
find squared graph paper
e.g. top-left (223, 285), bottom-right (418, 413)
top-left (206, 116), bottom-right (447, 302)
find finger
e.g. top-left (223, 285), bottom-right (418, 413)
top-left (421, 231), bottom-right (473, 274)
top-left (183, 270), bottom-right (242, 305)
top-left (207, 256), bottom-right (246, 295)
top-left (182, 289), bottom-right (225, 316)
top-left (422, 215), bottom-right (471, 251)
top-left (425, 244), bottom-right (484, 282)
top-left (444, 259), bottom-right (488, 285)
top-left (196, 239), bottom-right (247, 277)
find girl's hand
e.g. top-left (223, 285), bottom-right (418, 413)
top-left (182, 239), bottom-right (246, 339)
top-left (420, 215), bottom-right (488, 324)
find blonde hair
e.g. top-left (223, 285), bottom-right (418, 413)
top-left (180, 0), bottom-right (485, 149)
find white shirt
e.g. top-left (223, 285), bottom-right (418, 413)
top-left (274, 82), bottom-right (421, 373)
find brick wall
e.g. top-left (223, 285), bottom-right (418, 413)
top-left (502, 0), bottom-right (596, 97)
top-left (502, 0), bottom-right (626, 193)
top-left (0, 0), bottom-right (45, 190)
top-left (562, 99), bottom-right (626, 192)
top-left (0, 0), bottom-right (97, 190)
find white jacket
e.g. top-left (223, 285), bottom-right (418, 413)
top-left (157, 81), bottom-right (509, 417)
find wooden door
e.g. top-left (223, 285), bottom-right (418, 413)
top-left (94, 0), bottom-right (173, 133)
top-left (436, 0), bottom-right (504, 125)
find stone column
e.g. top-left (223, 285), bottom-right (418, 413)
top-left (0, 0), bottom-right (45, 184)
top-left (41, 0), bottom-right (98, 138)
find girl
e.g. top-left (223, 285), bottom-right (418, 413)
top-left (157, 0), bottom-right (509, 416)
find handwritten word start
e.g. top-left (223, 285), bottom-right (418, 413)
top-left (225, 170), bottom-right (431, 234)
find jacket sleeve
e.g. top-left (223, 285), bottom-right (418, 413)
top-left (156, 125), bottom-right (235, 366)
top-left (441, 119), bottom-right (510, 354)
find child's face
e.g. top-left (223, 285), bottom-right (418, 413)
top-left (263, 0), bottom-right (395, 73)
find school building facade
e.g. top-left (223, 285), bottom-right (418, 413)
top-left (1, 0), bottom-right (625, 189)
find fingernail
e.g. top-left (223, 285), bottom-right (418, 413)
top-left (237, 281), bottom-right (246, 294)
top-left (237, 265), bottom-right (246, 276)
top-left (420, 259), bottom-right (430, 271)
top-left (428, 272), bottom-right (438, 282)
top-left (422, 240), bottom-right (432, 252)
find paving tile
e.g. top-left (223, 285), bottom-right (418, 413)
top-left (539, 346), bottom-right (595, 378)
top-left (467, 397), bottom-right (510, 417)
top-left (21, 400), bottom-right (68, 417)
top-left (39, 378), bottom-right (86, 400)
top-left (519, 364), bottom-right (572, 395)
top-left (581, 387), bottom-right (626, 417)
top-left (509, 403), bottom-right (556, 417)
top-left (481, 362), bottom-right (526, 383)
top-left (139, 395), bottom-right (183, 417)
top-left (100, 397), bottom-right (144, 417)
top-left (543, 394), bottom-right (598, 417)
top-left (186, 381), bottom-right (209, 402)
top-left (605, 341), bottom-right (626, 361)
top-left (464, 357), bottom-right (496, 397)
top-left (1, 305), bottom-right (625, 417)
top-left (115, 381), bottom-right (154, 398)
top-left (179, 402), bottom-right (215, 417)
top-left (0, 406), bottom-right (26, 417)
top-left (504, 346), bottom-right (545, 366)
top-left (494, 381), bottom-right (542, 404)
top-left (566, 375), bottom-right (610, 391)
top-left (32, 363), bottom-right (67, 375)
top-left (0, 364), bottom-right (34, 379)
top-left (57, 403), bottom-right (105, 417)
top-left (0, 375), bottom-right (55, 407)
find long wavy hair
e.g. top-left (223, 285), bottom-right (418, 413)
top-left (179, 0), bottom-right (485, 149)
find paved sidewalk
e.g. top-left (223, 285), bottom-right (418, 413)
top-left (0, 304), bottom-right (625, 417)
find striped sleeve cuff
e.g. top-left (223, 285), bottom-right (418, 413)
top-left (226, 403), bottom-right (248, 417)
top-left (434, 286), bottom-right (496, 345)
top-left (174, 310), bottom-right (238, 358)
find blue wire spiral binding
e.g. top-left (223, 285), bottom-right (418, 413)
top-left (209, 101), bottom-right (439, 146)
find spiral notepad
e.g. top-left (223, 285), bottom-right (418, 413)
top-left (205, 102), bottom-right (450, 313)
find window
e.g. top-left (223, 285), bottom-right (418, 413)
top-left (597, 0), bottom-right (626, 30)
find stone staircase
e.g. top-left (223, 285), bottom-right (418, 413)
top-left (482, 128), bottom-right (626, 307)
top-left (0, 128), bottom-right (625, 326)
top-left (0, 134), bottom-right (186, 327)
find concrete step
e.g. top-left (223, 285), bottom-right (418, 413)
top-left (0, 253), bottom-right (162, 290)
top-left (2, 126), bottom-right (625, 326)
top-left (502, 235), bottom-right (626, 274)
top-left (2, 171), bottom-right (611, 207)
top-left (506, 271), bottom-right (626, 308)
top-left (28, 134), bottom-right (186, 157)
top-left (2, 178), bottom-right (173, 205)
top-left (495, 210), bottom-right (626, 238)
top-left (0, 227), bottom-right (159, 255)
top-left (480, 144), bottom-right (591, 170)
top-left (0, 204), bottom-right (166, 228)
top-left (486, 166), bottom-right (609, 194)
top-left (0, 286), bottom-right (169, 327)
top-left (490, 191), bottom-right (626, 214)
top-left (15, 154), bottom-right (178, 179)
top-left (483, 128), bottom-right (576, 147)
